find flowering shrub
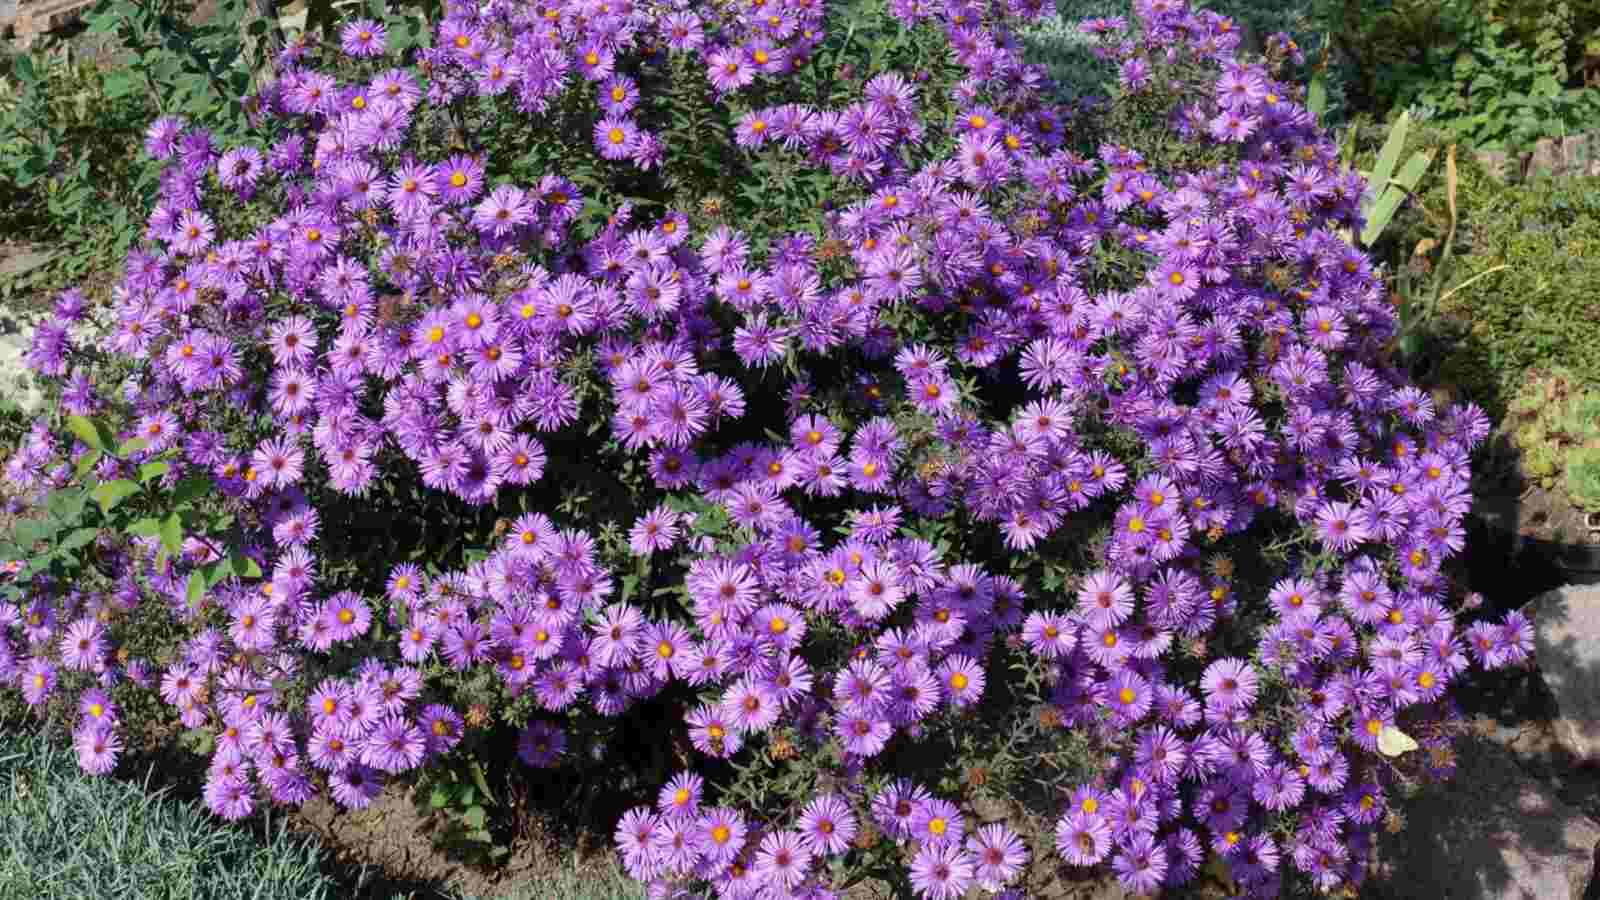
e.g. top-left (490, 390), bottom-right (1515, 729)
top-left (0, 0), bottom-right (1532, 897)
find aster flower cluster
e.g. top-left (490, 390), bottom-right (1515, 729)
top-left (0, 0), bottom-right (1532, 897)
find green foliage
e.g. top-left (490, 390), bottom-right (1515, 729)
top-left (0, 414), bottom-right (249, 616)
top-left (1322, 0), bottom-right (1600, 151)
top-left (413, 758), bottom-right (507, 866)
top-left (1507, 369), bottom-right (1600, 510)
top-left (1402, 1), bottom-right (1600, 150)
top-left (0, 45), bottom-right (159, 290)
top-left (83, 0), bottom-right (268, 134)
top-left (0, 726), bottom-right (338, 900)
top-left (1423, 175), bottom-right (1600, 412)
top-left (1356, 111), bottom-right (1436, 248)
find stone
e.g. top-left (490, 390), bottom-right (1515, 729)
top-left (1532, 585), bottom-right (1600, 763)
top-left (1371, 737), bottom-right (1600, 900)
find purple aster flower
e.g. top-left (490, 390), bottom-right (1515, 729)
top-left (910, 840), bottom-right (975, 900)
top-left (755, 829), bottom-right (813, 892)
top-left (204, 775), bottom-right (255, 820)
top-left (360, 714), bottom-right (425, 773)
top-left (73, 720), bottom-right (123, 775)
top-left (59, 618), bottom-right (107, 671)
top-left (936, 655), bottom-right (985, 708)
top-left (474, 184), bottom-right (533, 236)
top-left (836, 711), bottom-right (891, 758)
top-left (517, 720), bottom-right (566, 767)
top-left (699, 806), bottom-right (747, 865)
top-left (657, 770), bottom-right (705, 819)
top-left (1112, 832), bottom-right (1168, 894)
top-left (968, 822), bottom-right (1027, 890)
top-left (1056, 811), bottom-right (1111, 866)
top-left (329, 764), bottom-right (381, 809)
top-left (797, 794), bottom-right (857, 856)
top-left (1201, 658), bottom-right (1260, 712)
top-left (722, 676), bottom-right (780, 734)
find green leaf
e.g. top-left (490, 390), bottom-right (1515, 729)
top-left (1307, 71), bottom-right (1327, 120)
top-left (101, 70), bottom-right (138, 98)
top-left (125, 517), bottom-right (162, 537)
top-left (186, 571), bottom-right (207, 610)
top-left (75, 450), bottom-right (104, 479)
top-left (171, 476), bottom-right (211, 506)
top-left (1368, 111), bottom-right (1410, 209)
top-left (461, 805), bottom-right (487, 830)
top-left (139, 461), bottom-right (170, 484)
top-left (228, 548), bottom-right (261, 579)
top-left (202, 560), bottom-right (230, 587)
top-left (12, 520), bottom-right (55, 548)
top-left (159, 513), bottom-right (184, 556)
top-left (116, 436), bottom-right (148, 458)
top-left (48, 488), bottom-right (88, 523)
top-left (56, 527), bottom-right (100, 554)
top-left (430, 786), bottom-right (450, 809)
top-left (66, 415), bottom-right (107, 452)
top-left (94, 480), bottom-right (141, 515)
top-left (469, 760), bottom-right (494, 803)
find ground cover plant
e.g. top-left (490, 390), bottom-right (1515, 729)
top-left (0, 723), bottom-right (339, 899)
top-left (0, 0), bottom-right (1531, 898)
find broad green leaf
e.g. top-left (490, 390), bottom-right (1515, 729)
top-left (228, 549), bottom-right (261, 579)
top-left (48, 488), bottom-right (88, 523)
top-left (12, 520), bottom-right (55, 548)
top-left (186, 571), bottom-right (207, 610)
top-left (1369, 111), bottom-right (1410, 207)
top-left (1306, 71), bottom-right (1327, 120)
top-left (139, 461), bottom-right (170, 484)
top-left (116, 437), bottom-right (148, 458)
top-left (159, 513), bottom-right (184, 556)
top-left (94, 480), bottom-right (141, 515)
top-left (75, 449), bottom-right (103, 479)
top-left (461, 805), bottom-right (487, 829)
top-left (101, 70), bottom-right (138, 98)
top-left (125, 517), bottom-right (163, 537)
top-left (203, 559), bottom-right (232, 588)
top-left (66, 415), bottom-right (106, 452)
top-left (172, 477), bottom-right (212, 506)
top-left (56, 527), bottom-right (100, 554)
top-left (430, 786), bottom-right (450, 809)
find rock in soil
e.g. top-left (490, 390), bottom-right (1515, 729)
top-left (1369, 737), bottom-right (1600, 900)
top-left (1532, 585), bottom-right (1600, 764)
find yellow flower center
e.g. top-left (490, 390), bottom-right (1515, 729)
top-left (951, 672), bottom-right (969, 691)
